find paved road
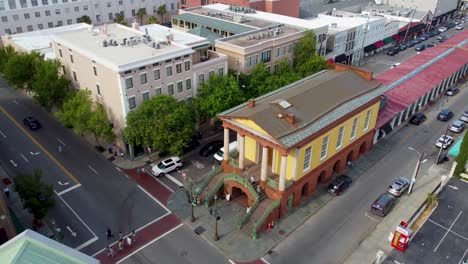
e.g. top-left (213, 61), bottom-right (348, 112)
top-left (262, 79), bottom-right (467, 262)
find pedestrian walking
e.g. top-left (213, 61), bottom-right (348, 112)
top-left (141, 167), bottom-right (145, 175)
top-left (212, 164), bottom-right (215, 171)
top-left (347, 160), bottom-right (353, 168)
top-left (131, 230), bottom-right (136, 242)
top-left (106, 228), bottom-right (114, 240)
top-left (3, 186), bottom-right (10, 199)
top-left (126, 236), bottom-right (132, 247)
top-left (107, 144), bottom-right (113, 154)
top-left (120, 151), bottom-right (124, 159)
top-left (106, 245), bottom-right (115, 258)
top-left (118, 239), bottom-right (124, 250)
top-left (250, 175), bottom-right (255, 184)
top-left (118, 231), bottom-right (123, 240)
top-left (137, 167), bottom-right (141, 176)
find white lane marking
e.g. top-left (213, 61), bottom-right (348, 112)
top-left (58, 181), bottom-right (70, 186)
top-left (0, 130), bottom-right (6, 138)
top-left (56, 184), bottom-right (82, 196)
top-left (88, 165), bottom-right (98, 174)
top-left (229, 260), bottom-right (236, 264)
top-left (30, 151), bottom-right (40, 156)
top-left (54, 190), bottom-right (98, 249)
top-left (137, 185), bottom-right (171, 213)
top-left (20, 154), bottom-right (29, 162)
top-left (458, 247), bottom-right (468, 264)
top-left (75, 237), bottom-right (99, 251)
top-left (261, 257), bottom-right (272, 264)
top-left (12, 100), bottom-right (18, 105)
top-left (165, 173), bottom-right (184, 188)
top-left (422, 159), bottom-right (428, 164)
top-left (9, 160), bottom-right (17, 167)
top-left (56, 137), bottom-right (66, 146)
top-left (152, 175), bottom-right (175, 193)
top-left (115, 167), bottom-right (122, 172)
top-left (428, 219), bottom-right (468, 241)
top-left (434, 211), bottom-right (463, 252)
top-left (365, 212), bottom-right (379, 222)
top-left (116, 223), bottom-right (183, 264)
top-left (67, 225), bottom-right (77, 237)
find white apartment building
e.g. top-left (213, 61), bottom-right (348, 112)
top-left (51, 23), bottom-right (227, 154)
top-left (382, 0), bottom-right (458, 23)
top-left (0, 0), bottom-right (179, 36)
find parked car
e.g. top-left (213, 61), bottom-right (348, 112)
top-left (438, 26), bottom-right (448, 32)
top-left (426, 42), bottom-right (436, 48)
top-left (415, 44), bottom-right (426, 51)
top-left (455, 24), bottom-right (464, 30)
top-left (460, 110), bottom-right (468, 123)
top-left (387, 47), bottom-right (400, 56)
top-left (398, 44), bottom-right (407, 51)
top-left (151, 157), bottom-right (182, 177)
top-left (437, 35), bottom-right (447, 42)
top-left (387, 177), bottom-right (410, 197)
top-left (454, 19), bottom-right (461, 24)
top-left (447, 22), bottom-right (456, 28)
top-left (435, 135), bottom-right (454, 149)
top-left (430, 30), bottom-right (441, 36)
top-left (23, 117), bottom-right (41, 130)
top-left (371, 193), bottom-right (397, 216)
top-left (391, 63), bottom-right (401, 68)
top-left (445, 87), bottom-right (459, 96)
top-left (420, 34), bottom-right (430, 40)
top-left (199, 140), bottom-right (223, 157)
top-left (406, 40), bottom-right (417, 47)
top-left (414, 38), bottom-right (423, 44)
top-left (409, 113), bottom-right (427, 125)
top-left (182, 136), bottom-right (200, 154)
top-left (437, 109), bottom-right (454, 121)
top-left (327, 175), bottom-right (352, 196)
top-left (449, 120), bottom-right (465, 133)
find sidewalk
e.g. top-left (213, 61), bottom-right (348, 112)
top-left (344, 164), bottom-right (449, 264)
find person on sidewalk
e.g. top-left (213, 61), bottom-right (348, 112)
top-left (118, 231), bottom-right (123, 240)
top-left (250, 176), bottom-right (256, 184)
top-left (106, 245), bottom-right (115, 258)
top-left (126, 236), bottom-right (132, 247)
top-left (106, 228), bottom-right (114, 240)
top-left (131, 230), bottom-right (136, 242)
top-left (347, 160), bottom-right (353, 168)
top-left (118, 239), bottom-right (124, 250)
top-left (3, 186), bottom-right (10, 199)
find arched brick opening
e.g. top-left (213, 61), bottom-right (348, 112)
top-left (333, 159), bottom-right (342, 173)
top-left (301, 182), bottom-right (310, 197)
top-left (359, 141), bottom-right (367, 155)
top-left (317, 170), bottom-right (326, 185)
top-left (346, 151), bottom-right (354, 162)
top-left (224, 181), bottom-right (256, 207)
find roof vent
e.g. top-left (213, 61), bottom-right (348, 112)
top-left (286, 114), bottom-right (295, 124)
top-left (277, 113), bottom-right (284, 119)
top-left (248, 99), bottom-right (255, 108)
top-left (273, 99), bottom-right (292, 109)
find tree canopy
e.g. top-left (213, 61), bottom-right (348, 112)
top-left (124, 95), bottom-right (195, 155)
top-left (157, 5), bottom-right (167, 23)
top-left (114, 13), bottom-right (127, 26)
top-left (0, 45), bottom-right (16, 73)
top-left (3, 51), bottom-right (42, 92)
top-left (455, 135), bottom-right (467, 178)
top-left (294, 30), bottom-right (317, 67)
top-left (80, 15), bottom-right (92, 25)
top-left (147, 15), bottom-right (159, 24)
top-left (137, 8), bottom-right (147, 25)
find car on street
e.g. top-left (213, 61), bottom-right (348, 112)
top-left (406, 40), bottom-right (417, 47)
top-left (387, 47), bottom-right (400, 56)
top-left (23, 117), bottom-right (41, 130)
top-left (182, 136), bottom-right (200, 154)
top-left (420, 34), bottom-right (430, 40)
top-left (414, 38), bottom-right (423, 44)
top-left (460, 110), bottom-right (468, 123)
top-left (430, 30), bottom-right (440, 37)
top-left (454, 19), bottom-right (461, 24)
top-left (437, 35), bottom-right (447, 42)
top-left (398, 44), bottom-right (407, 51)
top-left (415, 44), bottom-right (426, 51)
top-left (435, 135), bottom-right (454, 149)
top-left (438, 26), bottom-right (448, 32)
top-left (151, 157), bottom-right (182, 177)
top-left (449, 120), bottom-right (465, 133)
top-left (409, 113), bottom-right (427, 125)
top-left (387, 177), bottom-right (410, 197)
top-left (455, 24), bottom-right (464, 30)
top-left (327, 175), bottom-right (352, 196)
top-left (371, 193), bottom-right (397, 217)
top-left (426, 42), bottom-right (436, 48)
top-left (445, 87), bottom-right (459, 96)
top-left (199, 140), bottom-right (223, 157)
top-left (391, 63), bottom-right (401, 68)
top-left (447, 22), bottom-right (456, 28)
top-left (437, 109), bottom-right (454, 121)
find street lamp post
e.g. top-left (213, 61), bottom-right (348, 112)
top-left (408, 147), bottom-right (424, 194)
top-left (189, 176), bottom-right (195, 223)
top-left (436, 126), bottom-right (450, 164)
top-left (213, 193), bottom-right (220, 241)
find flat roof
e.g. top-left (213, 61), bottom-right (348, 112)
top-left (311, 13), bottom-right (384, 30)
top-left (219, 25), bottom-right (303, 48)
top-left (173, 13), bottom-right (256, 34)
top-left (52, 23), bottom-right (193, 72)
top-left (187, 7), bottom-right (277, 29)
top-left (139, 24), bottom-right (209, 48)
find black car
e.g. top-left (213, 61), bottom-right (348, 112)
top-left (371, 193), bottom-right (397, 217)
top-left (420, 34), bottom-right (429, 40)
top-left (327, 175), bottom-right (352, 196)
top-left (445, 87), bottom-right (459, 96)
top-left (387, 47), bottom-right (399, 56)
top-left (426, 42), bottom-right (436, 48)
top-left (415, 44), bottom-right (426, 51)
top-left (437, 109), bottom-right (454, 121)
top-left (23, 117), bottom-right (41, 130)
top-left (199, 140), bottom-right (223, 157)
top-left (398, 44), bottom-right (407, 51)
top-left (447, 22), bottom-right (456, 28)
top-left (429, 31), bottom-right (438, 37)
top-left (406, 40), bottom-right (417, 47)
top-left (409, 113), bottom-right (427, 125)
top-left (182, 136), bottom-right (200, 154)
top-left (414, 38), bottom-right (423, 44)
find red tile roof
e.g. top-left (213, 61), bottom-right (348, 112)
top-left (375, 30), bottom-right (468, 128)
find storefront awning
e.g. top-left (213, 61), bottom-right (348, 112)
top-left (364, 44), bottom-right (377, 53)
top-left (374, 40), bottom-right (385, 48)
top-left (383, 36), bottom-right (394, 44)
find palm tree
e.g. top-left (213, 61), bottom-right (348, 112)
top-left (114, 13), bottom-right (127, 26)
top-left (80, 15), bottom-right (92, 25)
top-left (147, 16), bottom-right (160, 25)
top-left (136, 8), bottom-right (147, 25)
top-left (157, 5), bottom-right (167, 24)
top-left (426, 192), bottom-right (438, 208)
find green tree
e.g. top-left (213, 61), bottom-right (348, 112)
top-left (454, 135), bottom-right (467, 178)
top-left (87, 104), bottom-right (115, 144)
top-left (114, 13), bottom-right (127, 26)
top-left (55, 90), bottom-right (93, 134)
top-left (294, 30), bottom-right (317, 67)
top-left (246, 63), bottom-right (270, 98)
top-left (147, 15), bottom-right (159, 24)
top-left (124, 95), bottom-right (195, 155)
top-left (79, 15), bottom-right (92, 25)
top-left (157, 5), bottom-right (167, 24)
top-left (14, 169), bottom-right (55, 221)
top-left (3, 51), bottom-right (42, 92)
top-left (31, 59), bottom-right (70, 111)
top-left (137, 8), bottom-right (147, 25)
top-left (260, 61), bottom-right (301, 95)
top-left (195, 74), bottom-right (245, 118)
top-left (0, 46), bottom-right (17, 73)
top-left (425, 192), bottom-right (438, 208)
top-left (296, 56), bottom-right (328, 78)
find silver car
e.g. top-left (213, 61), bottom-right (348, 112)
top-left (449, 120), bottom-right (465, 133)
top-left (387, 177), bottom-right (410, 197)
top-left (460, 111), bottom-right (468, 123)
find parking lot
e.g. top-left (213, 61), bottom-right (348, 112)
top-left (384, 178), bottom-right (468, 264)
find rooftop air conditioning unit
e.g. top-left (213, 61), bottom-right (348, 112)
top-left (233, 15), bottom-right (246, 23)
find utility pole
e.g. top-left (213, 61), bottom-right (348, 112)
top-left (236, 58), bottom-right (240, 86)
top-left (357, 15), bottom-right (370, 67)
top-left (408, 148), bottom-right (424, 195)
top-left (403, 8), bottom-right (416, 42)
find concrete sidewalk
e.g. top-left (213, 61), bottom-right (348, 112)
top-left (344, 163), bottom-right (450, 264)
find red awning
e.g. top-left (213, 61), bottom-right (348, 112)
top-left (374, 40), bottom-right (385, 48)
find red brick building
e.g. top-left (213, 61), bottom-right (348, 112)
top-left (179, 0), bottom-right (300, 18)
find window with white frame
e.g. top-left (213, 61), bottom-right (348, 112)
top-left (177, 81), bottom-right (183, 93)
top-left (303, 146), bottom-right (312, 171)
top-left (155, 87), bottom-right (162, 95)
top-left (363, 109), bottom-right (372, 131)
top-left (199, 74), bottom-right (204, 85)
top-left (209, 70), bottom-right (214, 78)
top-left (125, 77), bottom-right (133, 89)
top-left (93, 66), bottom-right (97, 76)
top-left (320, 136), bottom-right (329, 160)
top-left (142, 91), bottom-right (149, 101)
top-left (350, 117), bottom-right (359, 139)
top-left (218, 67), bottom-right (224, 76)
top-left (167, 84), bottom-right (174, 95)
top-left (166, 66), bottom-right (172, 77)
top-left (128, 96), bottom-right (136, 109)
top-left (176, 63), bottom-right (182, 74)
top-left (140, 73), bottom-right (147, 85)
top-left (336, 126), bottom-right (344, 149)
top-left (185, 79), bottom-right (191, 90)
top-left (184, 61), bottom-right (190, 71)
top-left (72, 71), bottom-right (77, 81)
top-left (154, 69), bottom-right (160, 80)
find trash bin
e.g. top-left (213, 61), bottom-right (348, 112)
top-left (437, 154), bottom-right (449, 164)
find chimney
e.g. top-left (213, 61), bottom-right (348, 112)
top-left (248, 99), bottom-right (255, 108)
top-left (132, 19), bottom-right (140, 30)
top-left (286, 113), bottom-right (295, 124)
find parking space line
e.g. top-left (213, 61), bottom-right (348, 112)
top-left (458, 247), bottom-right (468, 264)
top-left (20, 154), bottom-right (28, 162)
top-left (365, 212), bottom-right (379, 222)
top-left (165, 173), bottom-right (184, 188)
top-left (88, 165), bottom-right (98, 174)
top-left (57, 137), bottom-right (66, 146)
top-left (56, 183), bottom-right (82, 196)
top-left (434, 211), bottom-right (463, 252)
top-left (427, 219), bottom-right (468, 241)
top-left (0, 130), bottom-right (6, 138)
top-left (137, 185), bottom-right (171, 213)
top-left (76, 236), bottom-right (99, 251)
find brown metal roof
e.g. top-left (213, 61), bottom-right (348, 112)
top-left (220, 70), bottom-right (381, 140)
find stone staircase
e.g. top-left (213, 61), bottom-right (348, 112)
top-left (241, 197), bottom-right (274, 236)
top-left (251, 181), bottom-right (266, 201)
top-left (198, 172), bottom-right (226, 204)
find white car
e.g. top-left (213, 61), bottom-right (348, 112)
top-left (455, 25), bottom-right (464, 31)
top-left (151, 157), bottom-right (182, 177)
top-left (435, 135), bottom-right (454, 149)
top-left (460, 110), bottom-right (468, 123)
top-left (438, 26), bottom-right (448, 32)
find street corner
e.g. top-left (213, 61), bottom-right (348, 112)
top-left (122, 168), bottom-right (173, 206)
top-left (166, 188), bottom-right (192, 220)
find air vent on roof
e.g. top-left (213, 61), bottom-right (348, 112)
top-left (273, 99), bottom-right (292, 109)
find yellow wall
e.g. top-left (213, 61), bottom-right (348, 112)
top-left (245, 136), bottom-right (257, 162)
top-left (233, 119), bottom-right (270, 136)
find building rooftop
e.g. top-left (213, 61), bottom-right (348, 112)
top-left (364, 3), bottom-right (429, 21)
top-left (186, 7), bottom-right (277, 29)
top-left (219, 69), bottom-right (383, 148)
top-left (139, 24), bottom-right (209, 48)
top-left (0, 229), bottom-right (99, 264)
top-left (187, 27), bottom-right (223, 46)
top-left (52, 23), bottom-right (193, 72)
top-left (312, 12), bottom-right (384, 31)
top-left (173, 13), bottom-right (257, 34)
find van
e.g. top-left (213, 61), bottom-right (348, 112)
top-left (371, 193), bottom-right (396, 217)
top-left (213, 141), bottom-right (238, 162)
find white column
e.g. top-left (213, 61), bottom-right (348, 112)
top-left (261, 146), bottom-right (268, 182)
top-left (292, 148), bottom-right (299, 181)
top-left (239, 135), bottom-right (245, 170)
top-left (223, 128), bottom-right (230, 161)
top-left (279, 155), bottom-right (288, 191)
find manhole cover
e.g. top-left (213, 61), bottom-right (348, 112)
top-left (194, 226), bottom-right (205, 235)
top-left (180, 251), bottom-right (188, 257)
top-left (278, 230), bottom-right (285, 235)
